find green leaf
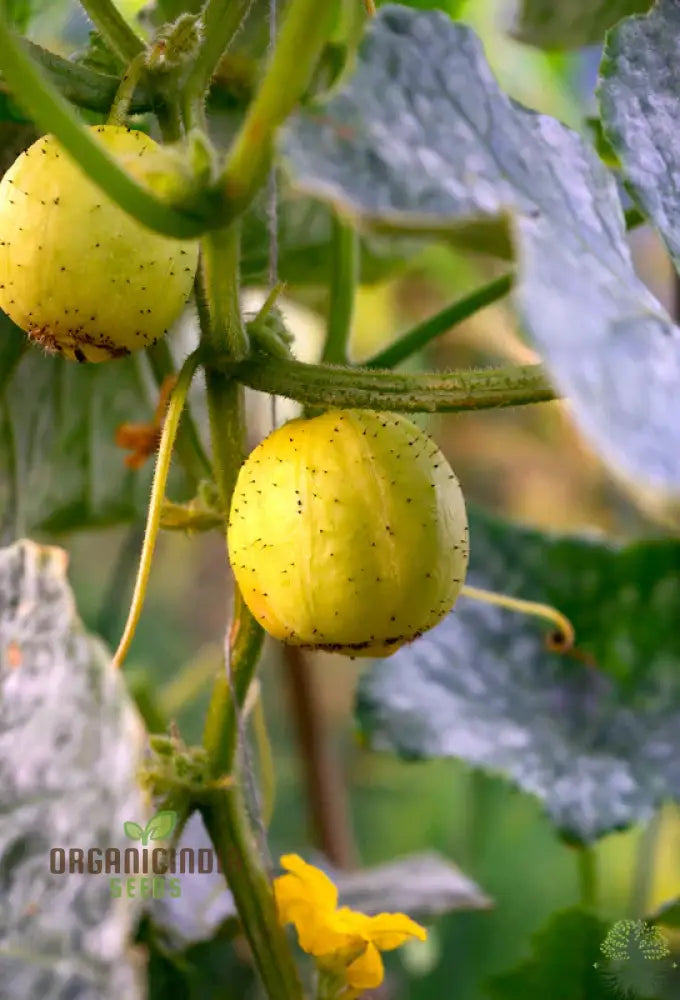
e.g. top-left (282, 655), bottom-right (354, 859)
top-left (73, 30), bottom-right (126, 77)
top-left (0, 325), bottom-right (154, 539)
top-left (124, 820), bottom-right (145, 841)
top-left (283, 6), bottom-right (680, 494)
top-left (5, 0), bottom-right (35, 31)
top-left (0, 538), bottom-right (147, 997)
top-left (649, 899), bottom-right (680, 928)
top-left (357, 511), bottom-right (680, 843)
top-left (241, 188), bottom-right (418, 286)
top-left (141, 914), bottom-right (255, 1000)
top-left (144, 810), bottom-right (178, 843)
top-left (509, 0), bottom-right (652, 49)
top-left (486, 908), bottom-right (610, 999)
top-left (599, 0), bottom-right (680, 269)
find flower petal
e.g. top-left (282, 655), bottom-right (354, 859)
top-left (345, 942), bottom-right (385, 990)
top-left (279, 854), bottom-right (339, 912)
top-left (361, 912), bottom-right (427, 950)
top-left (273, 873), bottom-right (315, 926)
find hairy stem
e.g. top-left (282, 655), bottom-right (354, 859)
top-left (200, 788), bottom-right (303, 1000)
top-left (0, 15), bottom-right (206, 237)
top-left (145, 339), bottom-right (212, 485)
top-left (366, 274), bottom-right (514, 369)
top-left (198, 228), bottom-right (301, 1000)
top-left (183, 0), bottom-right (254, 130)
top-left (79, 0), bottom-right (145, 64)
top-left (323, 216), bottom-right (358, 365)
top-left (234, 356), bottom-right (557, 413)
top-left (113, 350), bottom-right (201, 668)
top-left (107, 51), bottom-right (146, 125)
top-left (220, 0), bottom-right (334, 216)
top-left (199, 227), bottom-right (249, 506)
top-left (204, 589), bottom-right (264, 775)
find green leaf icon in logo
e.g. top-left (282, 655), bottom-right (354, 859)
top-left (123, 820), bottom-right (144, 841)
top-left (123, 810), bottom-right (177, 845)
top-left (142, 810), bottom-right (177, 845)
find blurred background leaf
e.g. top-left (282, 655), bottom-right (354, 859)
top-left (509, 0), bottom-right (652, 50)
top-left (0, 323), bottom-right (156, 539)
top-left (486, 908), bottom-right (609, 999)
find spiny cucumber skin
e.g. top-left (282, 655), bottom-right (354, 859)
top-left (0, 125), bottom-right (199, 362)
top-left (227, 409), bottom-right (469, 657)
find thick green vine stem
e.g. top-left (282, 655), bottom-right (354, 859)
top-left (234, 356), bottom-right (558, 412)
top-left (113, 349), bottom-right (201, 668)
top-left (79, 0), bottom-right (145, 64)
top-left (0, 12), bottom-right (207, 237)
top-left (197, 225), bottom-right (303, 1000)
top-left (323, 215), bottom-right (359, 365)
top-left (204, 590), bottom-right (264, 777)
top-left (198, 225), bottom-right (249, 507)
top-left (220, 0), bottom-right (335, 216)
top-left (200, 787), bottom-right (303, 1000)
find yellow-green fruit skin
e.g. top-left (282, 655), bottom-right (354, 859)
top-left (227, 410), bottom-right (469, 657)
top-left (0, 125), bottom-right (199, 362)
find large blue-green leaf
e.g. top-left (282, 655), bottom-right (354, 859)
top-left (0, 319), bottom-right (154, 539)
top-left (599, 0), bottom-right (680, 268)
top-left (510, 0), bottom-right (652, 49)
top-left (0, 539), bottom-right (148, 998)
top-left (283, 5), bottom-right (680, 494)
top-left (357, 511), bottom-right (680, 843)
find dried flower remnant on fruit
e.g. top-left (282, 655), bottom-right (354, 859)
top-left (274, 853), bottom-right (426, 995)
top-left (0, 125), bottom-right (199, 362)
top-left (227, 409), bottom-right (469, 656)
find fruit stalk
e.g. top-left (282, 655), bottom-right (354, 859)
top-left (107, 51), bottom-right (147, 126)
top-left (233, 356), bottom-right (558, 413)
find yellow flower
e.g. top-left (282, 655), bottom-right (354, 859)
top-left (274, 854), bottom-right (427, 993)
